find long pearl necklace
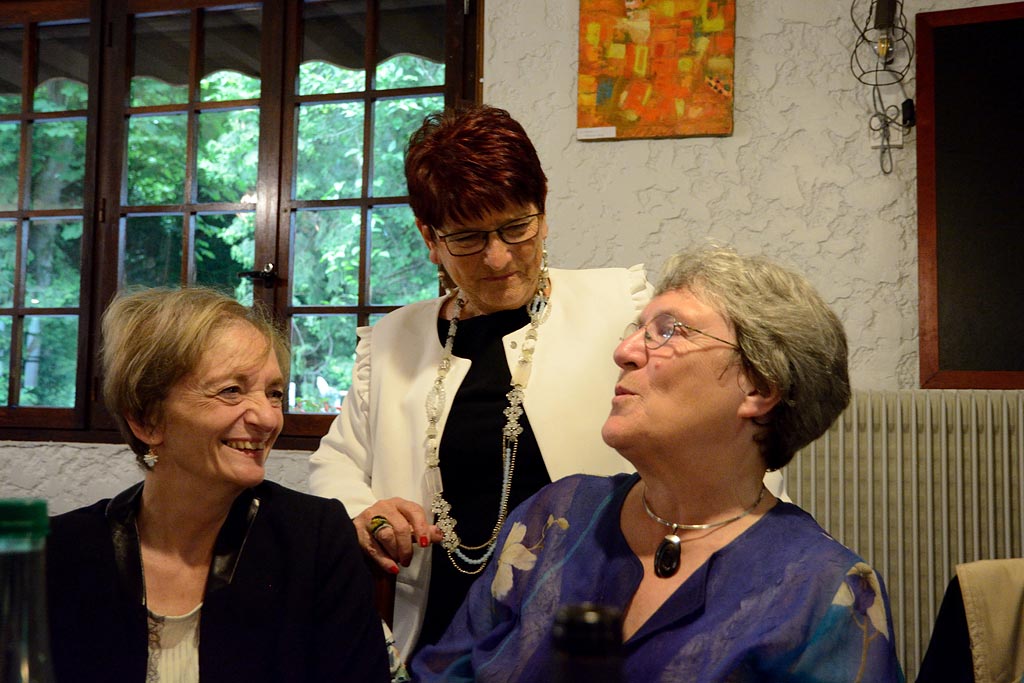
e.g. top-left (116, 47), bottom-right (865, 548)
top-left (424, 277), bottom-right (549, 575)
top-left (641, 483), bottom-right (766, 579)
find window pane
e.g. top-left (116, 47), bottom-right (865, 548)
top-left (300, 0), bottom-right (366, 96)
top-left (131, 13), bottom-right (189, 107)
top-left (291, 208), bottom-right (359, 306)
top-left (126, 114), bottom-right (187, 205)
top-left (201, 6), bottom-right (261, 102)
top-left (373, 95), bottom-right (442, 197)
top-left (369, 205), bottom-right (435, 305)
top-left (195, 212), bottom-right (254, 304)
top-left (26, 218), bottom-right (81, 308)
top-left (0, 220), bottom-right (14, 307)
top-left (299, 60), bottom-right (364, 97)
top-left (124, 214), bottom-right (182, 287)
top-left (0, 27), bottom-right (23, 114)
top-left (376, 0), bottom-right (445, 89)
top-left (197, 108), bottom-right (259, 203)
top-left (34, 22), bottom-right (89, 112)
top-left (20, 314), bottom-right (77, 407)
top-left (0, 315), bottom-right (9, 401)
top-left (0, 122), bottom-right (17, 210)
top-left (202, 70), bottom-right (262, 103)
top-left (30, 118), bottom-right (86, 210)
top-left (376, 54), bottom-right (445, 91)
top-left (295, 102), bottom-right (363, 200)
top-left (290, 313), bottom-right (356, 412)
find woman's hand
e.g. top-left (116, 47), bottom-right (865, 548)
top-left (355, 498), bottom-right (442, 574)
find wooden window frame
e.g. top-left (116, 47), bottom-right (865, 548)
top-left (0, 0), bottom-right (483, 450)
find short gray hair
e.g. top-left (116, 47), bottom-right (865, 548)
top-left (656, 246), bottom-right (850, 469)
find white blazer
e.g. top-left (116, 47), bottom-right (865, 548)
top-left (309, 266), bottom-right (652, 656)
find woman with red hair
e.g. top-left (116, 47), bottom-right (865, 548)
top-left (309, 104), bottom-right (653, 657)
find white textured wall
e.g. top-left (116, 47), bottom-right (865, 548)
top-left (0, 442), bottom-right (312, 515)
top-left (0, 0), bottom-right (1013, 513)
top-left (486, 0), bottom-right (1012, 392)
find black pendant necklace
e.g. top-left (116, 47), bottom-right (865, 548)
top-left (641, 483), bottom-right (767, 579)
top-left (653, 531), bottom-right (683, 579)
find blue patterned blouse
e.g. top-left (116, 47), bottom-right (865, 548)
top-left (411, 473), bottom-right (904, 683)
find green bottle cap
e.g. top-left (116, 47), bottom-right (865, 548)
top-left (0, 499), bottom-right (49, 537)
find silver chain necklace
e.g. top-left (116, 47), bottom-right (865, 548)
top-left (424, 275), bottom-right (549, 575)
top-left (641, 482), bottom-right (766, 578)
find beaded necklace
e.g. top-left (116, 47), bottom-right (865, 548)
top-left (424, 274), bottom-right (549, 575)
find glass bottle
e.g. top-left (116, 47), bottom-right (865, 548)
top-left (0, 499), bottom-right (56, 683)
top-left (552, 603), bottom-right (623, 683)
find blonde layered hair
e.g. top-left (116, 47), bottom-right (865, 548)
top-left (100, 287), bottom-right (289, 465)
top-left (656, 246), bottom-right (850, 469)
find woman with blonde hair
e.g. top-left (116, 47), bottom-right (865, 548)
top-left (46, 287), bottom-right (390, 682)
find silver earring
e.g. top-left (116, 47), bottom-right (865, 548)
top-left (438, 266), bottom-right (452, 293)
top-left (142, 448), bottom-right (158, 469)
top-left (538, 243), bottom-right (550, 294)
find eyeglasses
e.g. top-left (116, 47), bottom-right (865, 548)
top-left (622, 313), bottom-right (740, 351)
top-left (433, 213), bottom-right (543, 256)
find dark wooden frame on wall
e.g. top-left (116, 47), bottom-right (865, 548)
top-left (916, 2), bottom-right (1024, 389)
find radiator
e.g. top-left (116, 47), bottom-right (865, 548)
top-left (788, 390), bottom-right (1024, 681)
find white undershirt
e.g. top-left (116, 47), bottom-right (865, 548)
top-left (146, 603), bottom-right (201, 683)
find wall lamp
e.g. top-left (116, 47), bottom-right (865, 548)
top-left (850, 0), bottom-right (916, 174)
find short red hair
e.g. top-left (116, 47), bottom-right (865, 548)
top-left (404, 104), bottom-right (547, 230)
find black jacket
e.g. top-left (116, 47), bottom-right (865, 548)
top-left (46, 480), bottom-right (390, 682)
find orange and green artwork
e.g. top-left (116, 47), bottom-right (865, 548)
top-left (577, 0), bottom-right (735, 140)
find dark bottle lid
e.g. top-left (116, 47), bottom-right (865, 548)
top-left (0, 499), bottom-right (49, 538)
top-left (552, 603), bottom-right (623, 657)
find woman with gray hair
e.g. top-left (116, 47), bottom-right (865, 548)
top-left (413, 246), bottom-right (903, 681)
top-left (44, 287), bottom-right (390, 682)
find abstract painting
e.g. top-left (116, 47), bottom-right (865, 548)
top-left (577, 0), bottom-right (736, 140)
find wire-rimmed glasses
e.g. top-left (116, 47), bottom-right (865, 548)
top-left (433, 213), bottom-right (543, 256)
top-left (622, 313), bottom-right (740, 351)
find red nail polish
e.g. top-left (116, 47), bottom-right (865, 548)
top-left (419, 535), bottom-right (429, 547)
top-left (389, 565), bottom-right (400, 575)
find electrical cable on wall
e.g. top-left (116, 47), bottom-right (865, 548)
top-left (850, 0), bottom-right (915, 174)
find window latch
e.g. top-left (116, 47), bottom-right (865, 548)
top-left (237, 262), bottom-right (278, 288)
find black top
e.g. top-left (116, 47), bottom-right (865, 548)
top-left (916, 575), bottom-right (975, 683)
top-left (417, 306), bottom-right (552, 650)
top-left (46, 480), bottom-right (391, 683)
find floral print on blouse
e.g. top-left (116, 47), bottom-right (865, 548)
top-left (412, 473), bottom-right (904, 683)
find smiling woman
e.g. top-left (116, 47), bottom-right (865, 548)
top-left (146, 322), bottom-right (285, 494)
top-left (44, 287), bottom-right (391, 683)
